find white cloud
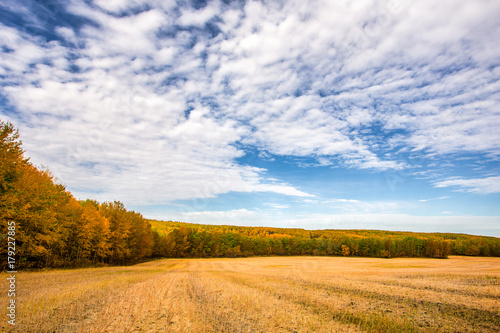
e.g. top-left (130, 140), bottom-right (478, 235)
top-left (434, 176), bottom-right (500, 194)
top-left (0, 26), bottom-right (48, 74)
top-left (81, 8), bottom-right (166, 57)
top-left (93, 0), bottom-right (161, 13)
top-left (324, 199), bottom-right (360, 203)
top-left (418, 196), bottom-right (450, 202)
top-left (248, 184), bottom-right (313, 198)
top-left (1, 0), bottom-right (499, 210)
top-left (94, 0), bottom-right (135, 13)
top-left (263, 203), bottom-right (291, 209)
top-left (327, 200), bottom-right (400, 214)
top-left (0, 19), bottom-right (312, 205)
top-left (208, 0), bottom-right (500, 168)
top-left (177, 2), bottom-right (219, 26)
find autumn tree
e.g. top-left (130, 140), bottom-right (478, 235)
top-left (12, 163), bottom-right (74, 267)
top-left (341, 245), bottom-right (350, 256)
top-left (0, 121), bottom-right (27, 269)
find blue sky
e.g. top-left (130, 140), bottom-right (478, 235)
top-left (1, 0), bottom-right (500, 236)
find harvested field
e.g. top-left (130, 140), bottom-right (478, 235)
top-left (1, 256), bottom-right (499, 332)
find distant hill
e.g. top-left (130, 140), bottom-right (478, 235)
top-left (149, 220), bottom-right (500, 259)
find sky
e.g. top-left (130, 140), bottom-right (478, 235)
top-left (1, 0), bottom-right (500, 236)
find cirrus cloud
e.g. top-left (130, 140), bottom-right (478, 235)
top-left (434, 176), bottom-right (500, 195)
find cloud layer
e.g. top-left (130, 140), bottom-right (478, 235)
top-left (1, 0), bottom-right (499, 229)
top-left (434, 177), bottom-right (500, 195)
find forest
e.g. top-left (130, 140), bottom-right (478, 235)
top-left (150, 220), bottom-right (500, 259)
top-left (1, 120), bottom-right (500, 270)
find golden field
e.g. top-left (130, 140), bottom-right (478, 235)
top-left (1, 256), bottom-right (499, 332)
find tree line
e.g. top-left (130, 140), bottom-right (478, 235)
top-left (150, 220), bottom-right (500, 259)
top-left (1, 121), bottom-right (499, 269)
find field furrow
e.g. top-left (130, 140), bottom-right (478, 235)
top-left (186, 271), bottom-right (362, 332)
top-left (220, 271), bottom-right (500, 332)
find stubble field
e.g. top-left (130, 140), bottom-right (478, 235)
top-left (1, 256), bottom-right (499, 332)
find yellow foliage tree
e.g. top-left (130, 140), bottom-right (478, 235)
top-left (342, 245), bottom-right (350, 256)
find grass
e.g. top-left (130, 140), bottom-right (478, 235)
top-left (1, 256), bottom-right (499, 332)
